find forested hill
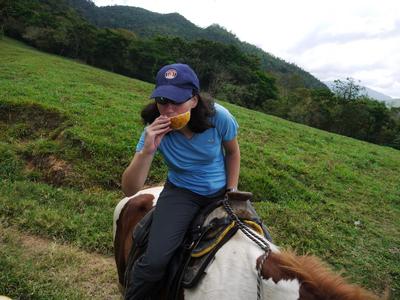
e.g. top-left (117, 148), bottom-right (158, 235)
top-left (67, 0), bottom-right (327, 91)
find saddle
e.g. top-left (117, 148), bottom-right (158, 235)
top-left (125, 191), bottom-right (272, 300)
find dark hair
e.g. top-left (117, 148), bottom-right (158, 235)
top-left (141, 93), bottom-right (216, 133)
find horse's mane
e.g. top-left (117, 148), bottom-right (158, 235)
top-left (273, 250), bottom-right (386, 300)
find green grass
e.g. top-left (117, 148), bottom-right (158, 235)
top-left (1, 37), bottom-right (399, 298)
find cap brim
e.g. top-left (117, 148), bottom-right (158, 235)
top-left (150, 85), bottom-right (193, 103)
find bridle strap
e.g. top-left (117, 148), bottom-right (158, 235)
top-left (222, 196), bottom-right (271, 300)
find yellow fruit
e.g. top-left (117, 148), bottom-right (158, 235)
top-left (169, 111), bottom-right (191, 130)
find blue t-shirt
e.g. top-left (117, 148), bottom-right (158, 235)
top-left (136, 103), bottom-right (238, 196)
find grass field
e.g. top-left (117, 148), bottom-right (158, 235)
top-left (1, 37), bottom-right (399, 299)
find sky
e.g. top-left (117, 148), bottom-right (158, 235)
top-left (92, 0), bottom-right (400, 98)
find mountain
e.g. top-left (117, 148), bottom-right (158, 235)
top-left (386, 98), bottom-right (400, 108)
top-left (362, 88), bottom-right (400, 107)
top-left (67, 0), bottom-right (327, 91)
top-left (362, 87), bottom-right (392, 101)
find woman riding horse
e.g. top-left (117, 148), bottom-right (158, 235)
top-left (114, 188), bottom-right (386, 300)
top-left (121, 63), bottom-right (241, 299)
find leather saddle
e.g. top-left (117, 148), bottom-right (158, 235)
top-left (125, 191), bottom-right (272, 300)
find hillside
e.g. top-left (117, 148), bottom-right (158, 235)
top-left (0, 38), bottom-right (399, 298)
top-left (67, 0), bottom-right (328, 91)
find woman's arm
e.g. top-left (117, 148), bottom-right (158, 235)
top-left (223, 137), bottom-right (240, 190)
top-left (121, 151), bottom-right (155, 197)
top-left (121, 115), bottom-right (171, 197)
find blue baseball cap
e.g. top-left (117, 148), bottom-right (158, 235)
top-left (150, 63), bottom-right (200, 103)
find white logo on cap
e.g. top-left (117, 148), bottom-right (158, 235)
top-left (165, 69), bottom-right (177, 79)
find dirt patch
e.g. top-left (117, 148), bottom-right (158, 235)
top-left (0, 102), bottom-right (68, 135)
top-left (0, 102), bottom-right (80, 187)
top-left (26, 154), bottom-right (73, 186)
top-left (0, 225), bottom-right (122, 299)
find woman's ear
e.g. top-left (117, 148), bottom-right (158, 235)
top-left (190, 95), bottom-right (199, 108)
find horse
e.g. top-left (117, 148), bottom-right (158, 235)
top-left (113, 186), bottom-right (385, 300)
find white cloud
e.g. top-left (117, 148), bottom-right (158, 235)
top-left (92, 0), bottom-right (400, 98)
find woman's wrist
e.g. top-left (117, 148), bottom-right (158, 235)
top-left (140, 148), bottom-right (157, 156)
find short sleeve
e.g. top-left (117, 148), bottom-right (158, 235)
top-left (135, 130), bottom-right (146, 152)
top-left (213, 104), bottom-right (239, 141)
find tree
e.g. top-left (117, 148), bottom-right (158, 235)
top-left (92, 28), bottom-right (133, 73)
top-left (332, 77), bottom-right (365, 101)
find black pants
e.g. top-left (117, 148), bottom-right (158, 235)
top-left (125, 181), bottom-right (224, 300)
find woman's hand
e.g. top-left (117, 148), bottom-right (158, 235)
top-left (142, 115), bottom-right (172, 154)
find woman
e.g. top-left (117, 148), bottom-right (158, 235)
top-left (121, 63), bottom-right (240, 299)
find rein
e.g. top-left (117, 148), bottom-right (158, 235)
top-left (222, 196), bottom-right (271, 300)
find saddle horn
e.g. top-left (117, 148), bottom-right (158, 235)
top-left (226, 191), bottom-right (253, 202)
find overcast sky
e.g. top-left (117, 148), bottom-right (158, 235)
top-left (92, 0), bottom-right (400, 98)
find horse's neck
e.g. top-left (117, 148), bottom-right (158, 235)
top-left (184, 230), bottom-right (300, 300)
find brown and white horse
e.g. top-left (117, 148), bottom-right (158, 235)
top-left (113, 187), bottom-right (385, 300)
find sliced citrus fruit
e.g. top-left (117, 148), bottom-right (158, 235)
top-left (169, 111), bottom-right (191, 130)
